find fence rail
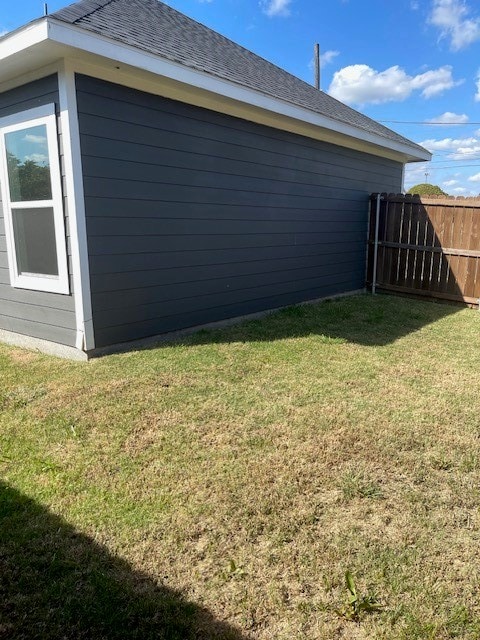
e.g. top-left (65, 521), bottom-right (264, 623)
top-left (367, 193), bottom-right (480, 306)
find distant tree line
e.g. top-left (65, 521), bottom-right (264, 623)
top-left (6, 151), bottom-right (51, 202)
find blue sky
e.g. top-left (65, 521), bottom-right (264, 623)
top-left (2, 0), bottom-right (480, 194)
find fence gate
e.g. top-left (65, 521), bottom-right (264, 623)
top-left (367, 193), bottom-right (480, 306)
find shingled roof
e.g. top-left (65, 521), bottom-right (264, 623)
top-left (49, 0), bottom-right (425, 155)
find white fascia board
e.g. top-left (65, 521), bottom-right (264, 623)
top-left (0, 20), bottom-right (48, 60)
top-left (0, 17), bottom-right (429, 163)
top-left (45, 19), bottom-right (430, 164)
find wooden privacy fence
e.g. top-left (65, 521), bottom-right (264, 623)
top-left (367, 193), bottom-right (480, 306)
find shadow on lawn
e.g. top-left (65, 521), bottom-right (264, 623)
top-left (0, 481), bottom-right (246, 640)
top-left (180, 294), bottom-right (462, 349)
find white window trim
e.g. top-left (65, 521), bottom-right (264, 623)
top-left (0, 103), bottom-right (70, 294)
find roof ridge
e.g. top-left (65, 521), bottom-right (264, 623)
top-left (72, 0), bottom-right (117, 23)
top-left (51, 0), bottom-right (117, 24)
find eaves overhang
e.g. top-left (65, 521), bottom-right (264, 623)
top-left (0, 18), bottom-right (432, 164)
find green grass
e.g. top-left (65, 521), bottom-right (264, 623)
top-left (1, 293), bottom-right (480, 638)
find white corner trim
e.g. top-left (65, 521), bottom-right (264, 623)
top-left (45, 19), bottom-right (430, 163)
top-left (57, 61), bottom-right (94, 351)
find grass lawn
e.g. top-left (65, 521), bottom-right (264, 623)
top-left (1, 293), bottom-right (480, 639)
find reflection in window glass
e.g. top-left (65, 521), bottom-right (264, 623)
top-left (5, 124), bottom-right (52, 201)
top-left (12, 207), bottom-right (58, 276)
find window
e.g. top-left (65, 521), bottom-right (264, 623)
top-left (0, 104), bottom-right (69, 294)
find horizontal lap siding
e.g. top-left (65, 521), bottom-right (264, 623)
top-left (0, 75), bottom-right (77, 346)
top-left (76, 74), bottom-right (402, 347)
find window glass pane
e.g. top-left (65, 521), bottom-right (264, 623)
top-left (5, 125), bottom-right (52, 201)
top-left (12, 207), bottom-right (58, 276)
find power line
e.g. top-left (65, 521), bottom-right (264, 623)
top-left (405, 163), bottom-right (480, 171)
top-left (379, 120), bottom-right (480, 125)
top-left (407, 157), bottom-right (480, 164)
top-left (422, 152), bottom-right (480, 159)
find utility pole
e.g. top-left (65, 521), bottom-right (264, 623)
top-left (314, 43), bottom-right (320, 90)
top-left (425, 171), bottom-right (430, 183)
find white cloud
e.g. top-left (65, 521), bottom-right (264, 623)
top-left (419, 135), bottom-right (480, 159)
top-left (452, 186), bottom-right (468, 193)
top-left (429, 0), bottom-right (480, 51)
top-left (468, 173), bottom-right (480, 181)
top-left (328, 64), bottom-right (459, 105)
top-left (24, 153), bottom-right (48, 164)
top-left (452, 147), bottom-right (480, 159)
top-left (475, 70), bottom-right (480, 101)
top-left (412, 67), bottom-right (463, 98)
top-left (443, 179), bottom-right (459, 186)
top-left (420, 136), bottom-right (477, 150)
top-left (426, 111), bottom-right (469, 124)
top-left (320, 50), bottom-right (339, 68)
top-left (23, 134), bottom-right (47, 144)
top-left (261, 0), bottom-right (292, 17)
top-left (411, 0), bottom-right (419, 9)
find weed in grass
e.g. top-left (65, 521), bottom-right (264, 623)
top-left (336, 571), bottom-right (382, 621)
top-left (340, 468), bottom-right (384, 501)
top-left (226, 560), bottom-right (246, 579)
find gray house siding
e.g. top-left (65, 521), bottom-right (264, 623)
top-left (76, 74), bottom-right (403, 348)
top-left (0, 75), bottom-right (77, 346)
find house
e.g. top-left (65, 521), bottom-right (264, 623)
top-left (0, 0), bottom-right (430, 359)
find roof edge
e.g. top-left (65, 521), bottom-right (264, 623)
top-left (46, 18), bottom-right (431, 162)
top-left (0, 16), bottom-right (431, 163)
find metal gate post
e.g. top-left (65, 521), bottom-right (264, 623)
top-left (372, 193), bottom-right (382, 295)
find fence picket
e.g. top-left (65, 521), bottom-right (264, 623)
top-left (368, 194), bottom-right (480, 307)
top-left (467, 209), bottom-right (480, 300)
